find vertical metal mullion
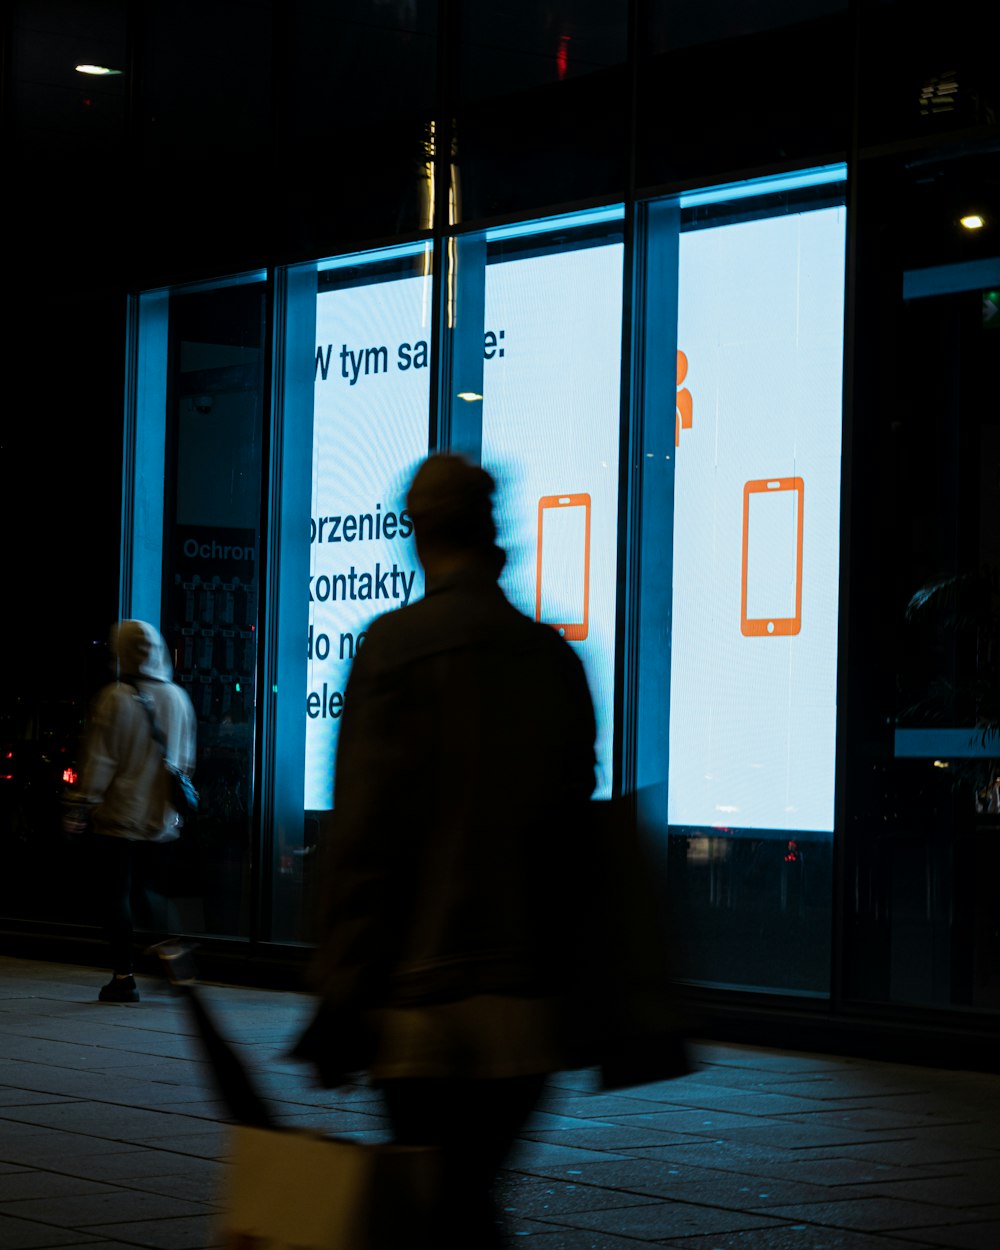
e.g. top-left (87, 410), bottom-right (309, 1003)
top-left (256, 259), bottom-right (315, 948)
top-left (427, 0), bottom-right (459, 452)
top-left (615, 211), bottom-right (639, 803)
top-left (119, 294), bottom-right (140, 620)
top-left (250, 270), bottom-right (276, 948)
top-left (429, 237), bottom-right (452, 452)
top-left (614, 0), bottom-right (642, 803)
top-left (251, 0), bottom-right (292, 948)
top-left (832, 0), bottom-right (865, 1013)
top-left (447, 232), bottom-right (486, 461)
top-left (627, 201), bottom-right (679, 833)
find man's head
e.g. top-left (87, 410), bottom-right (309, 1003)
top-left (406, 454), bottom-right (501, 576)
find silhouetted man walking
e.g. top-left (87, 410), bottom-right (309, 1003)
top-left (298, 454), bottom-right (596, 1248)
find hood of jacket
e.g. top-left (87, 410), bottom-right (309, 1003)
top-left (111, 620), bottom-right (173, 683)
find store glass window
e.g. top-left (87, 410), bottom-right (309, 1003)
top-left (269, 243), bottom-right (433, 942)
top-left (845, 149), bottom-right (1000, 1013)
top-left (639, 168), bottom-right (848, 994)
top-left (122, 177), bottom-right (848, 978)
top-left (123, 271), bottom-right (267, 940)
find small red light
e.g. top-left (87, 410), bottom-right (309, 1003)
top-left (62, 767), bottom-right (78, 785)
top-left (556, 33), bottom-right (571, 81)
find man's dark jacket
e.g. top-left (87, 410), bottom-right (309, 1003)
top-left (305, 564), bottom-right (597, 1074)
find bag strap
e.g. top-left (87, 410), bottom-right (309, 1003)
top-left (131, 686), bottom-right (170, 758)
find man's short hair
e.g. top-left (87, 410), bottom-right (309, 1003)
top-left (406, 454), bottom-right (497, 552)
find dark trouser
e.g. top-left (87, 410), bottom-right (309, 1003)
top-left (381, 1074), bottom-right (546, 1250)
top-left (95, 835), bottom-right (171, 974)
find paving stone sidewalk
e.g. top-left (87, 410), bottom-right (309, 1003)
top-left (1, 956), bottom-right (998, 1249)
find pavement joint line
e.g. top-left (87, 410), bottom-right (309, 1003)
top-left (0, 1088), bottom-right (225, 1118)
top-left (505, 1169), bottom-right (830, 1220)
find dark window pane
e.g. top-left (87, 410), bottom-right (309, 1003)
top-left (278, 2), bottom-right (438, 250)
top-left (455, 1), bottom-right (629, 220)
top-left (638, 1), bottom-right (851, 189)
top-left (845, 149), bottom-right (1000, 1011)
top-left (137, 1), bottom-right (273, 277)
top-left (859, 0), bottom-right (1000, 151)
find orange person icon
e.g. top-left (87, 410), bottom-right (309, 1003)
top-left (676, 350), bottom-right (692, 448)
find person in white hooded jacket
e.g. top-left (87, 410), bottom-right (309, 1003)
top-left (69, 620), bottom-right (197, 1002)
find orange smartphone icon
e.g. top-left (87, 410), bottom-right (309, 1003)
top-left (535, 493), bottom-right (591, 641)
top-left (741, 477), bottom-right (804, 637)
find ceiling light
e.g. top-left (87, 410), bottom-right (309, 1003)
top-left (456, 392), bottom-right (483, 402)
top-left (75, 64), bottom-right (123, 76)
top-left (960, 214), bottom-right (985, 230)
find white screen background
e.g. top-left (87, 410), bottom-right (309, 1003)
top-left (668, 207), bottom-right (845, 833)
top-left (306, 273), bottom-right (430, 810)
top-left (746, 486), bottom-right (800, 622)
top-left (540, 502), bottom-right (588, 626)
top-left (482, 243), bottom-right (623, 797)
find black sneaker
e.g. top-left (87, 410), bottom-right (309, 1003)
top-left (98, 975), bottom-right (140, 1003)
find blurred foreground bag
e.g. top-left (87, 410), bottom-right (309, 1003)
top-left (221, 1125), bottom-right (441, 1250)
top-left (147, 947), bottom-right (442, 1250)
top-left (568, 798), bottom-right (691, 1091)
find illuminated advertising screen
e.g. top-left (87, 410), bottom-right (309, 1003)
top-left (667, 206), bottom-right (845, 833)
top-left (306, 261), bottom-right (431, 810)
top-left (482, 240), bottom-right (623, 797)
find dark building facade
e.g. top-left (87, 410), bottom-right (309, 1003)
top-left (3, 1), bottom-right (1000, 1064)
